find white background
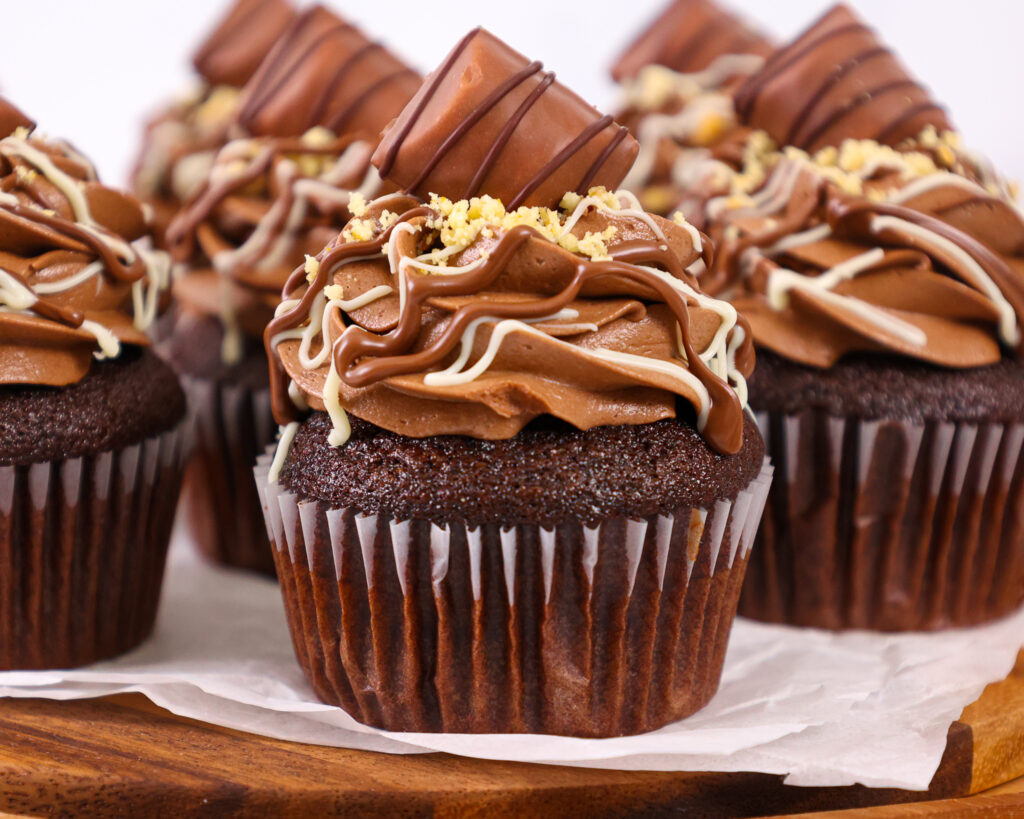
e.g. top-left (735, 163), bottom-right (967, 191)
top-left (2, 1), bottom-right (1021, 186)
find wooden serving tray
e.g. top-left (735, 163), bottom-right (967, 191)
top-left (0, 651), bottom-right (1020, 817)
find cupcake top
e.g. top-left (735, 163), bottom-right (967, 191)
top-left (0, 98), bottom-right (171, 387)
top-left (166, 5), bottom-right (421, 364)
top-left (611, 0), bottom-right (773, 221)
top-left (704, 3), bottom-right (1023, 370)
top-left (265, 29), bottom-right (754, 466)
top-left (131, 0), bottom-right (297, 213)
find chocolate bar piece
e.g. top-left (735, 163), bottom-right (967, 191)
top-left (0, 97), bottom-right (33, 138)
top-left (373, 28), bottom-right (638, 209)
top-left (192, 0), bottom-right (297, 88)
top-left (235, 5), bottom-right (421, 139)
top-left (611, 0), bottom-right (772, 82)
top-left (734, 3), bottom-right (950, 151)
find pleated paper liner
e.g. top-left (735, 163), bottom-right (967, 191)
top-left (741, 409), bottom-right (1024, 631)
top-left (179, 375), bottom-right (277, 575)
top-left (255, 449), bottom-right (773, 737)
top-left (0, 422), bottom-right (189, 670)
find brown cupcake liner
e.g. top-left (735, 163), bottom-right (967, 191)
top-left (0, 422), bottom-right (189, 670)
top-left (254, 449), bottom-right (773, 736)
top-left (179, 375), bottom-right (277, 575)
top-left (741, 409), bottom-right (1024, 631)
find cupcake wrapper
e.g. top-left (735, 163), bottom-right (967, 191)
top-left (741, 409), bottom-right (1024, 630)
top-left (255, 450), bottom-right (773, 736)
top-left (0, 422), bottom-right (189, 670)
top-left (179, 375), bottom-right (277, 574)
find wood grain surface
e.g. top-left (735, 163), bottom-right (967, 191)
top-left (0, 651), bottom-right (1019, 818)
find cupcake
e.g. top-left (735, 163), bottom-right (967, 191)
top-left (255, 29), bottom-right (772, 736)
top-left (611, 0), bottom-right (773, 223)
top-left (131, 0), bottom-right (297, 244)
top-left (164, 5), bottom-right (421, 574)
top-left (704, 4), bottom-right (1024, 630)
top-left (0, 99), bottom-right (185, 669)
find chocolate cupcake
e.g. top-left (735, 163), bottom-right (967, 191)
top-left (0, 99), bottom-right (185, 669)
top-left (254, 29), bottom-right (772, 736)
top-left (703, 4), bottom-right (1024, 630)
top-left (131, 0), bottom-right (297, 244)
top-left (611, 0), bottom-right (773, 223)
top-left (164, 6), bottom-right (420, 574)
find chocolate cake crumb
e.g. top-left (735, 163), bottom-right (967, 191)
top-left (749, 350), bottom-right (1024, 423)
top-left (0, 348), bottom-right (186, 466)
top-left (281, 411), bottom-right (764, 526)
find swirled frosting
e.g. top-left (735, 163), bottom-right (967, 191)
top-left (0, 102), bottom-right (172, 386)
top-left (165, 128), bottom-right (382, 364)
top-left (265, 188), bottom-right (753, 460)
top-left (692, 3), bottom-right (1023, 370)
top-left (131, 0), bottom-right (297, 233)
top-left (611, 0), bottom-right (772, 221)
top-left (705, 132), bottom-right (1023, 370)
top-left (165, 5), bottom-right (422, 364)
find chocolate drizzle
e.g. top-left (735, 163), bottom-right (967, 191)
top-left (372, 29), bottom-right (638, 210)
top-left (829, 195), bottom-right (1024, 352)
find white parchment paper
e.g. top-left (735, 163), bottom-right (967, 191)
top-left (0, 535), bottom-right (1020, 791)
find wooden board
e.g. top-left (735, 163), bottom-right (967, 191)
top-left (0, 651), bottom-right (1020, 818)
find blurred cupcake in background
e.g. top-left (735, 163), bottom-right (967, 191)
top-left (703, 4), bottom-right (1024, 630)
top-left (164, 5), bottom-right (421, 574)
top-left (255, 28), bottom-right (772, 736)
top-left (611, 0), bottom-right (773, 225)
top-left (0, 98), bottom-right (185, 669)
top-left (131, 0), bottom-right (297, 245)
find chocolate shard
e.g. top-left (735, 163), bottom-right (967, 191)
top-left (372, 28), bottom-right (639, 210)
top-left (734, 3), bottom-right (951, 151)
top-left (192, 0), bottom-right (297, 88)
top-left (234, 5), bottom-right (421, 139)
top-left (611, 0), bottom-right (773, 82)
top-left (0, 97), bottom-right (34, 138)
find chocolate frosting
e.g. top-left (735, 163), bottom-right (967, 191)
top-left (734, 4), bottom-right (950, 152)
top-left (165, 131), bottom-right (378, 359)
top-left (192, 0), bottom-right (297, 88)
top-left (265, 187), bottom-right (753, 455)
top-left (0, 105), bottom-right (171, 386)
top-left (132, 0), bottom-right (298, 234)
top-left (709, 156), bottom-right (1024, 369)
top-left (372, 29), bottom-right (638, 210)
top-left (611, 0), bottom-right (773, 82)
top-left (234, 5), bottom-right (421, 140)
